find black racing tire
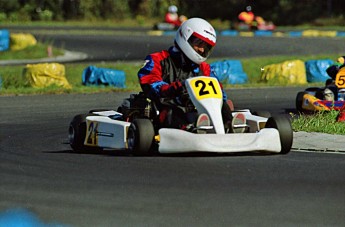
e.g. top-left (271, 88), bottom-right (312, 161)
top-left (265, 115), bottom-right (293, 154)
top-left (252, 111), bottom-right (271, 118)
top-left (305, 87), bottom-right (320, 92)
top-left (127, 119), bottom-right (155, 156)
top-left (295, 91), bottom-right (306, 113)
top-left (68, 114), bottom-right (102, 153)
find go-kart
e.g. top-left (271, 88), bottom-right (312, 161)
top-left (296, 87), bottom-right (345, 113)
top-left (68, 76), bottom-right (293, 155)
top-left (296, 67), bottom-right (345, 113)
top-left (232, 21), bottom-right (276, 31)
top-left (152, 22), bottom-right (176, 31)
top-left (152, 16), bottom-right (187, 31)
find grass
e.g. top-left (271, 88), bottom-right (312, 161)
top-left (1, 19), bottom-right (160, 29)
top-left (291, 110), bottom-right (345, 135)
top-left (0, 42), bottom-right (64, 60)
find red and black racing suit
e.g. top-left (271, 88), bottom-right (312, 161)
top-left (138, 46), bottom-right (233, 128)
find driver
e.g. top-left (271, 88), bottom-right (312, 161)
top-left (165, 5), bottom-right (181, 27)
top-left (138, 17), bottom-right (246, 132)
top-left (324, 56), bottom-right (345, 101)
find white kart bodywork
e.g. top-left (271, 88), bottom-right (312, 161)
top-left (84, 111), bottom-right (130, 149)
top-left (158, 128), bottom-right (280, 153)
top-left (85, 108), bottom-right (282, 153)
top-left (83, 76), bottom-right (286, 154)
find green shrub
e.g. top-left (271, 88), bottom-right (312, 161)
top-left (0, 12), bottom-right (7, 22)
top-left (39, 10), bottom-right (53, 21)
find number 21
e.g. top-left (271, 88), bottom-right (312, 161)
top-left (195, 80), bottom-right (217, 96)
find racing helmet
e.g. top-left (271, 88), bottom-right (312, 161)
top-left (168, 5), bottom-right (178, 13)
top-left (175, 18), bottom-right (216, 64)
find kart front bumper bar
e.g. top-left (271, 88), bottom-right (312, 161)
top-left (158, 128), bottom-right (282, 153)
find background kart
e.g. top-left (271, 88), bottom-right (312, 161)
top-left (296, 63), bottom-right (345, 113)
top-left (68, 77), bottom-right (293, 155)
top-left (152, 22), bottom-right (176, 31)
top-left (231, 21), bottom-right (276, 31)
top-left (296, 87), bottom-right (345, 113)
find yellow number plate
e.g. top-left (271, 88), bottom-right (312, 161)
top-left (189, 77), bottom-right (222, 100)
top-left (335, 67), bottom-right (345, 88)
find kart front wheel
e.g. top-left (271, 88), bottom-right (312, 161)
top-left (68, 114), bottom-right (102, 153)
top-left (265, 115), bottom-right (293, 154)
top-left (127, 119), bottom-right (155, 156)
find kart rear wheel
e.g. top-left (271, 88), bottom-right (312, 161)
top-left (305, 87), bottom-right (320, 92)
top-left (127, 119), bottom-right (155, 156)
top-left (265, 115), bottom-right (293, 154)
top-left (69, 114), bottom-right (102, 153)
top-left (296, 91), bottom-right (306, 113)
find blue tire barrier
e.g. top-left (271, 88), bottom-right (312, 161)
top-left (305, 59), bottom-right (334, 83)
top-left (0, 29), bottom-right (10, 51)
top-left (254, 30), bottom-right (273, 37)
top-left (82, 65), bottom-right (126, 88)
top-left (288, 31), bottom-right (303, 37)
top-left (220, 30), bottom-right (239, 36)
top-left (337, 31), bottom-right (345, 37)
top-left (211, 60), bottom-right (248, 84)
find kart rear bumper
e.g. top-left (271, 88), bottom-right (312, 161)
top-left (158, 128), bottom-right (281, 153)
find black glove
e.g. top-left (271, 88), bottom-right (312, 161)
top-left (160, 80), bottom-right (184, 97)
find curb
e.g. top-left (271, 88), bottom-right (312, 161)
top-left (292, 131), bottom-right (345, 153)
top-left (0, 50), bottom-right (88, 66)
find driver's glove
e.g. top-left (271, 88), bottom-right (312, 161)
top-left (160, 80), bottom-right (184, 98)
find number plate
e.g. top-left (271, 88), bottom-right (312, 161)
top-left (189, 77), bottom-right (222, 100)
top-left (85, 121), bottom-right (98, 146)
top-left (335, 67), bottom-right (345, 88)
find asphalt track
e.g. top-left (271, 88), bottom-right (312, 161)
top-left (1, 27), bottom-right (345, 226)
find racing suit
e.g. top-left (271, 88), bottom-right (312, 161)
top-left (138, 46), bottom-right (233, 128)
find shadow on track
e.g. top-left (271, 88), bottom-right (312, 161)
top-left (45, 149), bottom-right (277, 158)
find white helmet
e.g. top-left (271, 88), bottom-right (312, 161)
top-left (175, 18), bottom-right (216, 64)
top-left (168, 5), bottom-right (178, 13)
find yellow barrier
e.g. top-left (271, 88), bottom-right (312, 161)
top-left (10, 33), bottom-right (37, 51)
top-left (24, 63), bottom-right (71, 89)
top-left (260, 60), bottom-right (307, 84)
top-left (239, 31), bottom-right (254, 37)
top-left (302, 30), bottom-right (337, 37)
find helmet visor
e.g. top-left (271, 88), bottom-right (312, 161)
top-left (187, 33), bottom-right (215, 58)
